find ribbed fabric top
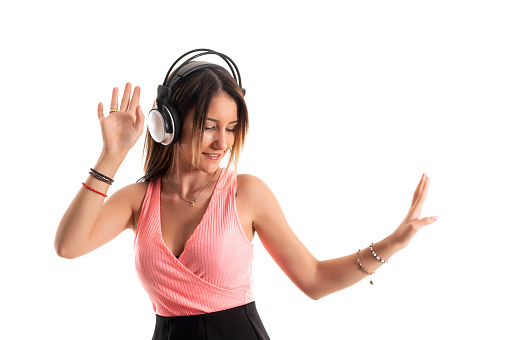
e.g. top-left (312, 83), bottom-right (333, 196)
top-left (134, 169), bottom-right (254, 317)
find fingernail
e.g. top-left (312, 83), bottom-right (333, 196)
top-left (432, 216), bottom-right (438, 221)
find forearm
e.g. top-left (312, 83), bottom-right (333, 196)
top-left (310, 234), bottom-right (402, 300)
top-left (54, 150), bottom-right (125, 258)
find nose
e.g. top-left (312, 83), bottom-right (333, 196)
top-left (212, 129), bottom-right (228, 151)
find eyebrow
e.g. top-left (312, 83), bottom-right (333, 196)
top-left (206, 118), bottom-right (239, 124)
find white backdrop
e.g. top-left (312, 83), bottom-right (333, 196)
top-left (1, 1), bottom-right (505, 339)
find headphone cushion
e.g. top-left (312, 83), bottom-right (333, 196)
top-left (163, 103), bottom-right (182, 144)
top-left (147, 108), bottom-right (167, 144)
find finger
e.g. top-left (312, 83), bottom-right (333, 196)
top-left (412, 216), bottom-right (438, 231)
top-left (120, 82), bottom-right (132, 112)
top-left (411, 173), bottom-right (425, 207)
top-left (128, 86), bottom-right (141, 112)
top-left (110, 87), bottom-right (119, 112)
top-left (409, 175), bottom-right (430, 219)
top-left (134, 105), bottom-right (145, 131)
top-left (97, 102), bottom-right (104, 120)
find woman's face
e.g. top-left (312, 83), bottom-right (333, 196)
top-left (179, 91), bottom-right (238, 173)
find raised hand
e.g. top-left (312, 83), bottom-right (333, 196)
top-left (391, 174), bottom-right (438, 250)
top-left (97, 83), bottom-right (144, 156)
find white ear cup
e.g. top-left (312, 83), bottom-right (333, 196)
top-left (147, 108), bottom-right (175, 145)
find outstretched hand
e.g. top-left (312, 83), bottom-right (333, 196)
top-left (97, 83), bottom-right (144, 156)
top-left (391, 174), bottom-right (438, 250)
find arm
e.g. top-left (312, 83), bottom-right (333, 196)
top-left (54, 83), bottom-right (145, 259)
top-left (243, 173), bottom-right (437, 300)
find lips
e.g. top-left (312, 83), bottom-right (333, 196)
top-left (203, 152), bottom-right (222, 160)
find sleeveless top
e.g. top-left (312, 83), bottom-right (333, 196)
top-left (134, 169), bottom-right (254, 317)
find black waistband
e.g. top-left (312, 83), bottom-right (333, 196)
top-left (152, 302), bottom-right (269, 340)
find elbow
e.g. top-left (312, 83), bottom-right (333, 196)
top-left (54, 240), bottom-right (78, 259)
top-left (309, 293), bottom-right (323, 301)
top-left (303, 286), bottom-right (325, 301)
top-left (54, 225), bottom-right (84, 259)
top-left (299, 277), bottom-right (324, 300)
top-left (54, 243), bottom-right (71, 259)
top-left (55, 248), bottom-right (78, 260)
top-left (305, 292), bottom-right (320, 301)
top-left (302, 261), bottom-right (326, 300)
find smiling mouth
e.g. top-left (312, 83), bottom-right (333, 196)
top-left (203, 153), bottom-right (222, 159)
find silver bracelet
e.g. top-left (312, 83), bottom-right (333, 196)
top-left (356, 249), bottom-right (374, 285)
top-left (89, 171), bottom-right (113, 185)
top-left (370, 243), bottom-right (388, 264)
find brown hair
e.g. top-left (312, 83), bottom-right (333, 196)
top-left (138, 67), bottom-right (248, 182)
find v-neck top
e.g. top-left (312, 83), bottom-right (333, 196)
top-left (134, 169), bottom-right (254, 317)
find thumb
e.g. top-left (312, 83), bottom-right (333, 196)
top-left (412, 216), bottom-right (438, 231)
top-left (134, 105), bottom-right (145, 130)
top-left (97, 102), bottom-right (104, 120)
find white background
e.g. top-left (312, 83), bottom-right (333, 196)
top-left (1, 1), bottom-right (505, 339)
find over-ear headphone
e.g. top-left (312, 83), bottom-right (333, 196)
top-left (147, 48), bottom-right (245, 146)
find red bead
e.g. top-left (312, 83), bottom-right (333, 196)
top-left (82, 183), bottom-right (107, 197)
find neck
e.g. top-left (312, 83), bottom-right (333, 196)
top-left (166, 166), bottom-right (220, 198)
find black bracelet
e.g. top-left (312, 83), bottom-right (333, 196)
top-left (89, 171), bottom-right (113, 185)
top-left (89, 172), bottom-right (113, 185)
top-left (90, 168), bottom-right (114, 183)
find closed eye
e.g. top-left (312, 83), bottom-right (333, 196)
top-left (205, 126), bottom-right (236, 132)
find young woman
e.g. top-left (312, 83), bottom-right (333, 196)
top-left (54, 50), bottom-right (437, 340)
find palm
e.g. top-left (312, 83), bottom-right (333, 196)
top-left (392, 174), bottom-right (437, 249)
top-left (97, 83), bottom-right (144, 154)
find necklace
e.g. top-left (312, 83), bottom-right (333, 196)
top-left (166, 169), bottom-right (219, 207)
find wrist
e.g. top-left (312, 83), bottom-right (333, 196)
top-left (99, 148), bottom-right (127, 163)
top-left (94, 150), bottom-right (126, 179)
top-left (384, 233), bottom-right (405, 253)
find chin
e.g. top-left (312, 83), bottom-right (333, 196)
top-left (197, 160), bottom-right (222, 174)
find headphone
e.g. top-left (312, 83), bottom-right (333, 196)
top-left (147, 48), bottom-right (245, 146)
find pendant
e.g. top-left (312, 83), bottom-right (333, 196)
top-left (190, 200), bottom-right (195, 207)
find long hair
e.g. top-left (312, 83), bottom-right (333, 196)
top-left (138, 66), bottom-right (248, 182)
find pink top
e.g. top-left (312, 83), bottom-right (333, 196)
top-left (134, 169), bottom-right (254, 317)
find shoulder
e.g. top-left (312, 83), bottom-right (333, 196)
top-left (108, 181), bottom-right (150, 212)
top-left (112, 181), bottom-right (149, 199)
top-left (236, 174), bottom-right (277, 229)
top-left (237, 174), bottom-right (277, 205)
top-left (237, 174), bottom-right (268, 194)
top-left (236, 174), bottom-right (286, 234)
top-left (107, 180), bottom-right (151, 231)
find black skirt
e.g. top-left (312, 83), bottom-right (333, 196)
top-left (151, 302), bottom-right (270, 340)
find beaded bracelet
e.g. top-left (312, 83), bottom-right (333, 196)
top-left (82, 182), bottom-right (107, 197)
top-left (90, 168), bottom-right (114, 184)
top-left (370, 243), bottom-right (388, 264)
top-left (89, 171), bottom-right (113, 185)
top-left (356, 249), bottom-right (374, 285)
